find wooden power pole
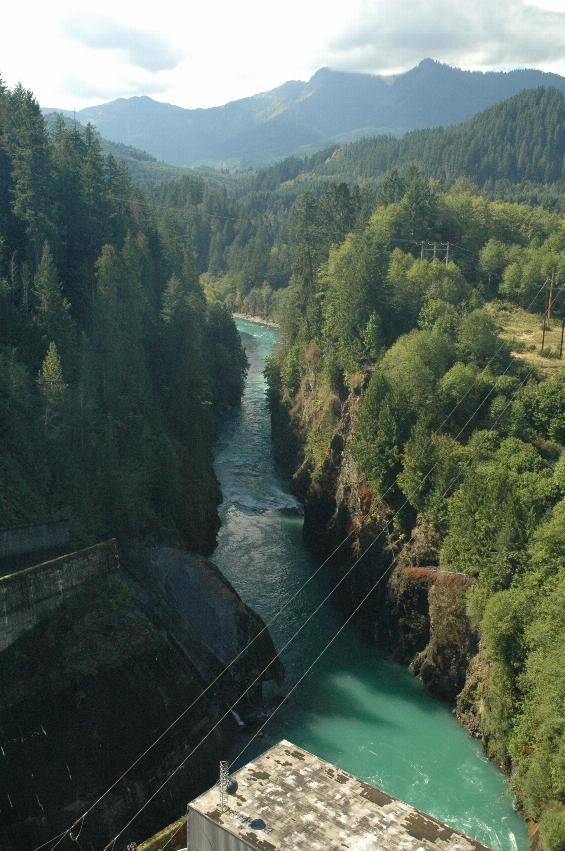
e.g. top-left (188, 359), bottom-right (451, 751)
top-left (541, 274), bottom-right (553, 353)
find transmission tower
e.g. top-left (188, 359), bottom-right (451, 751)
top-left (420, 241), bottom-right (450, 263)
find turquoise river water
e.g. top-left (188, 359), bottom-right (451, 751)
top-left (213, 318), bottom-right (528, 851)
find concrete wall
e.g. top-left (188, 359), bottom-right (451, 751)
top-left (0, 540), bottom-right (119, 652)
top-left (0, 520), bottom-right (70, 559)
top-left (188, 810), bottom-right (254, 851)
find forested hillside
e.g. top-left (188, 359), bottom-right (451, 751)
top-left (148, 88), bottom-right (565, 323)
top-left (44, 112), bottom-right (193, 189)
top-left (267, 170), bottom-right (565, 848)
top-left (0, 79), bottom-right (247, 552)
top-left (314, 88), bottom-right (565, 197)
top-left (152, 170), bottom-right (375, 321)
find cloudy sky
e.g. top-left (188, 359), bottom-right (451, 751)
top-left (1, 0), bottom-right (564, 109)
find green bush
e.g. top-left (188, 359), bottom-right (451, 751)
top-left (281, 343), bottom-right (304, 394)
top-left (539, 808), bottom-right (565, 851)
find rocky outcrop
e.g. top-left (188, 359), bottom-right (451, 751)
top-left (455, 648), bottom-right (491, 741)
top-left (0, 547), bottom-right (282, 850)
top-left (125, 544), bottom-right (284, 704)
top-left (410, 573), bottom-right (478, 702)
top-left (271, 365), bottom-right (397, 642)
top-left (376, 517), bottom-right (440, 663)
top-left (384, 566), bottom-right (437, 663)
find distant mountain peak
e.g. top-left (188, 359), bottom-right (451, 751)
top-left (310, 67), bottom-right (332, 79)
top-left (413, 57), bottom-right (455, 74)
top-left (43, 61), bottom-right (565, 168)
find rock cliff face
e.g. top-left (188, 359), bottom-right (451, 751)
top-left (0, 547), bottom-right (282, 850)
top-left (125, 544), bottom-right (284, 704)
top-left (270, 371), bottom-right (481, 717)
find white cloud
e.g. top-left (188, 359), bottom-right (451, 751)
top-left (62, 15), bottom-right (184, 73)
top-left (0, 0), bottom-right (562, 110)
top-left (327, 0), bottom-right (565, 74)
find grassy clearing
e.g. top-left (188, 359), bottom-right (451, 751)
top-left (487, 301), bottom-right (565, 373)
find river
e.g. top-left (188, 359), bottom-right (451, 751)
top-left (212, 317), bottom-right (528, 851)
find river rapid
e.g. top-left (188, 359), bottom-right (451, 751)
top-left (212, 317), bottom-right (528, 851)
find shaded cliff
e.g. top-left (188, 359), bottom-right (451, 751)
top-left (0, 548), bottom-right (282, 850)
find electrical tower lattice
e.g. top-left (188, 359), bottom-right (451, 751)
top-left (219, 761), bottom-right (230, 814)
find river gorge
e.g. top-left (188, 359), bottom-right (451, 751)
top-left (213, 318), bottom-right (528, 851)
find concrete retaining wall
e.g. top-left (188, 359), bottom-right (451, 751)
top-left (0, 521), bottom-right (70, 559)
top-left (0, 540), bottom-right (119, 652)
top-left (189, 810), bottom-right (253, 851)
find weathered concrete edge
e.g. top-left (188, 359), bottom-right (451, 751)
top-left (0, 540), bottom-right (119, 652)
top-left (0, 539), bottom-right (116, 584)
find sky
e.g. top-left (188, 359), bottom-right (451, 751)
top-left (1, 0), bottom-right (564, 110)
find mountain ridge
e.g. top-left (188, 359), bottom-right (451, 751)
top-left (309, 86), bottom-right (565, 188)
top-left (43, 59), bottom-right (565, 168)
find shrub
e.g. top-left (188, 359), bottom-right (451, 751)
top-left (539, 808), bottom-right (565, 851)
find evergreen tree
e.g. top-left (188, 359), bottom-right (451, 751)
top-left (37, 341), bottom-right (67, 432)
top-left (5, 85), bottom-right (53, 265)
top-left (32, 243), bottom-right (73, 360)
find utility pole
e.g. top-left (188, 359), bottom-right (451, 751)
top-left (548, 269), bottom-right (555, 322)
top-left (541, 276), bottom-right (551, 353)
top-left (445, 241), bottom-right (450, 265)
top-left (542, 272), bottom-right (564, 354)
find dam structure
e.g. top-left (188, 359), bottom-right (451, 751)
top-left (188, 740), bottom-right (493, 851)
top-left (0, 538), bottom-right (119, 652)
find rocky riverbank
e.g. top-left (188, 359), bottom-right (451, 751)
top-left (232, 312), bottom-right (279, 328)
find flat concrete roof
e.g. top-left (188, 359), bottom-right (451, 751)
top-left (189, 740), bottom-right (492, 850)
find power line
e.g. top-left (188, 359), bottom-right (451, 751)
top-left (35, 279), bottom-right (548, 851)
